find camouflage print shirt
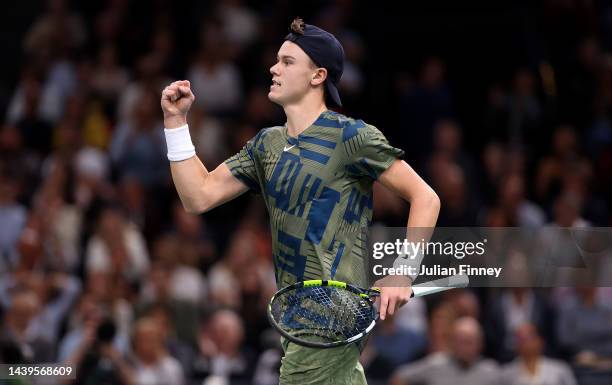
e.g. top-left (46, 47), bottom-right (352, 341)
top-left (225, 110), bottom-right (404, 288)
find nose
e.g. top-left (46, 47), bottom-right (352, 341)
top-left (270, 62), bottom-right (280, 76)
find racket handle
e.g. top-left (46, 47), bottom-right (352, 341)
top-left (411, 274), bottom-right (469, 297)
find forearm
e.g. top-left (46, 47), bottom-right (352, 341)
top-left (401, 191), bottom-right (440, 276)
top-left (406, 191), bottom-right (440, 229)
top-left (164, 111), bottom-right (213, 213)
top-left (169, 156), bottom-right (211, 214)
top-left (377, 160), bottom-right (441, 278)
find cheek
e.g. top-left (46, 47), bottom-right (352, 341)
top-left (286, 69), bottom-right (311, 90)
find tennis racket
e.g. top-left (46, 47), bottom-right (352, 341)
top-left (267, 274), bottom-right (469, 348)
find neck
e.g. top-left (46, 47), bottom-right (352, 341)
top-left (522, 355), bottom-right (539, 375)
top-left (139, 350), bottom-right (162, 365)
top-left (454, 356), bottom-right (476, 370)
top-left (283, 97), bottom-right (328, 137)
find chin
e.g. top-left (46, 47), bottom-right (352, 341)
top-left (267, 92), bottom-right (283, 106)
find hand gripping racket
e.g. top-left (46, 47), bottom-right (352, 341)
top-left (267, 274), bottom-right (469, 348)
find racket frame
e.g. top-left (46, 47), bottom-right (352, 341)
top-left (267, 275), bottom-right (469, 349)
top-left (267, 279), bottom-right (378, 348)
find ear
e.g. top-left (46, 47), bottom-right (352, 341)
top-left (311, 67), bottom-right (328, 86)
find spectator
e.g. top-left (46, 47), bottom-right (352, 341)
top-left (117, 176), bottom-right (148, 232)
top-left (85, 206), bottom-right (150, 284)
top-left (535, 125), bottom-right (592, 205)
top-left (485, 288), bottom-right (555, 363)
top-left (0, 124), bottom-right (42, 200)
top-left (0, 271), bottom-right (81, 349)
top-left (110, 88), bottom-right (167, 187)
top-left (216, 0), bottom-right (260, 57)
top-left (24, 161), bottom-right (83, 272)
top-left (208, 228), bottom-right (261, 309)
top-left (480, 142), bottom-right (507, 206)
top-left (428, 119), bottom-right (477, 185)
top-left (501, 323), bottom-right (576, 385)
top-left (0, 287), bottom-right (55, 363)
top-left (59, 293), bottom-right (128, 362)
top-left (192, 309), bottom-right (254, 385)
top-left (71, 146), bottom-right (114, 210)
top-left (0, 174), bottom-right (27, 272)
top-left (551, 190), bottom-right (589, 227)
top-left (363, 315), bottom-right (428, 380)
top-left (7, 70), bottom-right (55, 154)
top-left (428, 301), bottom-right (457, 354)
top-left (142, 304), bottom-right (197, 379)
top-left (189, 19), bottom-right (243, 115)
top-left (391, 317), bottom-right (499, 385)
top-left (398, 56), bottom-right (453, 161)
top-left (170, 200), bottom-right (217, 271)
top-left (488, 172), bottom-right (545, 228)
top-left (504, 68), bottom-right (542, 149)
top-left (83, 271), bottom-right (134, 346)
top-left (66, 316), bottom-right (135, 385)
top-left (138, 258), bottom-right (202, 345)
top-left (23, 0), bottom-right (86, 60)
top-left (391, 295), bottom-right (429, 335)
top-left (90, 43), bottom-right (130, 104)
top-left (428, 159), bottom-right (478, 226)
top-left (116, 53), bottom-right (171, 123)
top-left (131, 317), bottom-right (185, 385)
top-left (557, 288), bottom-right (612, 368)
top-left (190, 106), bottom-right (228, 167)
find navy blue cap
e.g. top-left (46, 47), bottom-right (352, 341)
top-left (285, 18), bottom-right (344, 107)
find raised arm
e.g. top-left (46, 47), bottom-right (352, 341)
top-left (161, 80), bottom-right (249, 214)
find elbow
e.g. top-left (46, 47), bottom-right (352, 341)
top-left (180, 180), bottom-right (215, 214)
top-left (429, 189), bottom-right (441, 213)
top-left (184, 201), bottom-right (211, 215)
top-left (411, 187), bottom-right (440, 213)
top-left (183, 204), bottom-right (205, 215)
top-left (181, 196), bottom-right (212, 215)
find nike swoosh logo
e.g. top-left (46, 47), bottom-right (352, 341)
top-left (283, 145), bottom-right (295, 152)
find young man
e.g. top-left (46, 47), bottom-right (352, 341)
top-left (161, 18), bottom-right (440, 385)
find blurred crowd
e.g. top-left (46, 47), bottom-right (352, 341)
top-left (1, 0), bottom-right (612, 384)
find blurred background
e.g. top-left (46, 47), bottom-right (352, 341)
top-left (1, 0), bottom-right (612, 384)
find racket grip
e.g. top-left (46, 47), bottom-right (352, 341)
top-left (411, 274), bottom-right (469, 297)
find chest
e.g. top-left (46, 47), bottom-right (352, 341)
top-left (256, 141), bottom-right (346, 204)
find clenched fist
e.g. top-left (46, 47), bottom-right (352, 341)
top-left (161, 80), bottom-right (195, 128)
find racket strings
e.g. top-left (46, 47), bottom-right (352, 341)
top-left (271, 286), bottom-right (375, 343)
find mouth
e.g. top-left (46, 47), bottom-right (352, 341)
top-left (270, 80), bottom-right (281, 89)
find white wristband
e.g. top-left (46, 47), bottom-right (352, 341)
top-left (164, 124), bottom-right (196, 161)
top-left (394, 247), bottom-right (424, 282)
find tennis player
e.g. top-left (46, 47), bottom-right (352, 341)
top-left (161, 17), bottom-right (440, 385)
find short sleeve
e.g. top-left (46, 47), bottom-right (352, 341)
top-left (347, 125), bottom-right (404, 179)
top-left (224, 136), bottom-right (261, 193)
